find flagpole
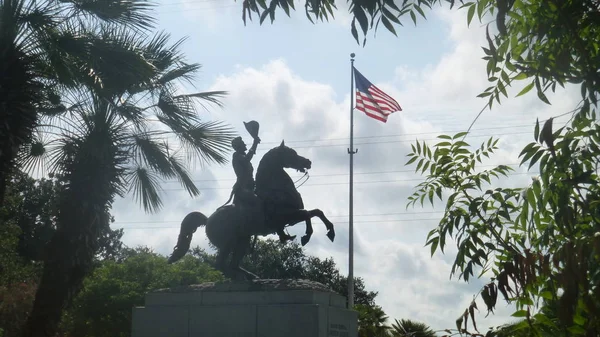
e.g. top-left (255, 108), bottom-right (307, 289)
top-left (348, 52), bottom-right (356, 310)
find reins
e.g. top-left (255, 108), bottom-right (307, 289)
top-left (293, 171), bottom-right (309, 188)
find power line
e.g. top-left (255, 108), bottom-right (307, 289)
top-left (114, 218), bottom-right (449, 230)
top-left (159, 0), bottom-right (223, 6)
top-left (161, 162), bottom-right (528, 184)
top-left (237, 124), bottom-right (538, 145)
top-left (114, 210), bottom-right (447, 225)
top-left (160, 4), bottom-right (237, 13)
top-left (158, 171), bottom-right (539, 191)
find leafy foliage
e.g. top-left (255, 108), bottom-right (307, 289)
top-left (406, 121), bottom-right (600, 336)
top-left (22, 29), bottom-right (236, 213)
top-left (0, 170), bottom-right (124, 263)
top-left (11, 2), bottom-right (235, 336)
top-left (59, 247), bottom-right (223, 337)
top-left (241, 238), bottom-right (378, 307)
top-left (390, 318), bottom-right (437, 337)
top-left (0, 280), bottom-right (38, 337)
top-left (0, 0), bottom-right (159, 206)
top-left (356, 304), bottom-right (391, 337)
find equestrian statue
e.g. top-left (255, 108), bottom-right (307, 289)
top-left (167, 120), bottom-right (336, 281)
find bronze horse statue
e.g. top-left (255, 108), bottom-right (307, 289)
top-left (167, 140), bottom-right (335, 280)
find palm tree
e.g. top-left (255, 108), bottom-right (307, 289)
top-left (0, 0), bottom-right (157, 207)
top-left (390, 318), bottom-right (436, 337)
top-left (357, 304), bottom-right (392, 337)
top-left (19, 27), bottom-right (236, 336)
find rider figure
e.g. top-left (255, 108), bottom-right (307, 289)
top-left (231, 135), bottom-right (295, 243)
top-left (231, 135), bottom-right (260, 208)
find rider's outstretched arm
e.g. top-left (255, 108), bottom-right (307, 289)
top-left (246, 137), bottom-right (260, 161)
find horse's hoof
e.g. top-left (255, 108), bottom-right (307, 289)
top-left (326, 230), bottom-right (335, 242)
top-left (301, 235), bottom-right (310, 246)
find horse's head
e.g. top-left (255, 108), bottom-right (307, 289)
top-left (276, 140), bottom-right (312, 173)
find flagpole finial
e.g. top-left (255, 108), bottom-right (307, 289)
top-left (350, 53), bottom-right (355, 59)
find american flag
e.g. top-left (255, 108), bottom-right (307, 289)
top-left (353, 67), bottom-right (402, 123)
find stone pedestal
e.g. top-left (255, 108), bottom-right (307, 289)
top-left (131, 279), bottom-right (358, 337)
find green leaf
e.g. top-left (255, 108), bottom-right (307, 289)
top-left (573, 314), bottom-right (586, 326)
top-left (351, 18), bottom-right (359, 43)
top-left (409, 10), bottom-right (417, 25)
top-left (537, 88), bottom-right (551, 105)
top-left (477, 0), bottom-right (487, 19)
top-left (567, 325), bottom-right (587, 334)
top-left (416, 158), bottom-right (424, 172)
top-left (528, 150), bottom-right (545, 170)
top-left (453, 132), bottom-right (468, 139)
top-left (518, 142), bottom-right (537, 161)
top-left (414, 4), bottom-right (426, 19)
top-left (511, 310), bottom-right (528, 317)
top-left (516, 81), bottom-right (535, 97)
top-left (467, 4), bottom-right (476, 26)
top-left (514, 72), bottom-right (529, 80)
top-left (382, 6), bottom-right (401, 24)
top-left (540, 291), bottom-right (554, 300)
top-left (500, 70), bottom-right (510, 84)
top-left (405, 156), bottom-right (418, 165)
top-left (526, 187), bottom-right (536, 208)
top-left (427, 236), bottom-right (440, 257)
top-left (381, 15), bottom-right (397, 36)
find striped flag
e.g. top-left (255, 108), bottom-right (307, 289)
top-left (353, 67), bottom-right (402, 123)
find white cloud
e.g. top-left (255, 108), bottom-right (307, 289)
top-left (112, 3), bottom-right (583, 334)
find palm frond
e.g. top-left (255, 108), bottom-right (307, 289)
top-left (64, 0), bottom-right (157, 31)
top-left (126, 166), bottom-right (163, 213)
top-left (175, 121), bottom-right (237, 166)
top-left (17, 130), bottom-right (50, 176)
top-left (0, 38), bottom-right (44, 178)
top-left (17, 1), bottom-right (58, 38)
top-left (173, 90), bottom-right (227, 109)
top-left (34, 28), bottom-right (88, 87)
top-left (167, 150), bottom-right (200, 197)
top-left (142, 31), bottom-right (188, 73)
top-left (82, 25), bottom-right (156, 95)
top-left (156, 63), bottom-right (201, 86)
top-left (45, 133), bottom-right (79, 174)
top-left (113, 102), bottom-right (145, 129)
top-left (155, 88), bottom-right (199, 126)
top-left (128, 132), bottom-right (175, 177)
top-left (1, 0), bottom-right (26, 38)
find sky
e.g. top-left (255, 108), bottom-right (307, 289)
top-left (109, 0), bottom-right (582, 333)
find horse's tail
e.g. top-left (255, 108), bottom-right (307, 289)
top-left (167, 211), bottom-right (208, 264)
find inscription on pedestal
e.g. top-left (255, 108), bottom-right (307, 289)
top-left (329, 323), bottom-right (349, 337)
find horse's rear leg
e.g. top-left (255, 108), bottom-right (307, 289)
top-left (215, 249), bottom-right (227, 273)
top-left (230, 236), bottom-right (258, 280)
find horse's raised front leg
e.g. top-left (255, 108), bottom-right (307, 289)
top-left (277, 209), bottom-right (333, 246)
top-left (307, 209), bottom-right (335, 242)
